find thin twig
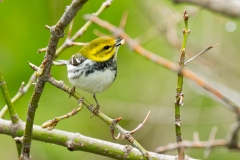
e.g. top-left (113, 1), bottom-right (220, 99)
top-left (110, 111), bottom-right (150, 141)
top-left (110, 117), bottom-right (123, 140)
top-left (119, 11), bottom-right (129, 29)
top-left (38, 47), bottom-right (47, 53)
top-left (129, 111), bottom-right (150, 134)
top-left (54, 0), bottom-right (113, 59)
top-left (204, 126), bottom-right (218, 158)
top-left (174, 10), bottom-right (190, 160)
top-left (67, 19), bottom-right (74, 39)
top-left (155, 139), bottom-right (233, 153)
top-left (41, 99), bottom-right (84, 130)
top-left (14, 137), bottom-right (23, 157)
top-left (71, 42), bottom-right (88, 46)
top-left (0, 69), bottom-right (19, 124)
top-left (0, 73), bottom-right (36, 118)
top-left (184, 44), bottom-right (220, 65)
top-left (156, 127), bottom-right (240, 153)
top-left (226, 120), bottom-right (240, 149)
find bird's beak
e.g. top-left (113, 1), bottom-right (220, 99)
top-left (116, 38), bottom-right (125, 47)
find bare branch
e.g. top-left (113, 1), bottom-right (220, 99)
top-left (28, 63), bottom-right (151, 159)
top-left (86, 15), bottom-right (240, 115)
top-left (129, 111), bottom-right (150, 135)
top-left (226, 120), bottom-right (240, 149)
top-left (184, 44), bottom-right (220, 65)
top-left (41, 99), bottom-right (83, 130)
top-left (156, 127), bottom-right (240, 154)
top-left (0, 72), bottom-right (36, 118)
top-left (55, 0), bottom-right (113, 59)
top-left (156, 139), bottom-right (229, 153)
top-left (0, 69), bottom-right (19, 124)
top-left (0, 118), bottom-right (199, 160)
top-left (173, 0), bottom-right (240, 18)
top-left (20, 0), bottom-right (88, 159)
top-left (38, 47), bottom-right (47, 53)
top-left (119, 11), bottom-right (129, 29)
top-left (204, 126), bottom-right (218, 158)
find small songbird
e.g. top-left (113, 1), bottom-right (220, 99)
top-left (55, 36), bottom-right (124, 114)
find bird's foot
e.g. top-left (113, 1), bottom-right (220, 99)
top-left (69, 86), bottom-right (76, 98)
top-left (90, 103), bottom-right (100, 118)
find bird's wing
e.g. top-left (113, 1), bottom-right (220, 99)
top-left (53, 60), bottom-right (69, 66)
top-left (69, 54), bottom-right (86, 66)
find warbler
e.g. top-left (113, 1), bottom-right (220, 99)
top-left (55, 36), bottom-right (124, 114)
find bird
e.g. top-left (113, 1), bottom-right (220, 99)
top-left (54, 36), bottom-right (124, 115)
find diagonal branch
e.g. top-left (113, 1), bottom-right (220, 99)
top-left (0, 72), bottom-right (36, 118)
top-left (28, 62), bottom-right (151, 159)
top-left (20, 0), bottom-right (88, 159)
top-left (55, 0), bottom-right (113, 59)
top-left (86, 15), bottom-right (240, 115)
top-left (4, 0), bottom-right (112, 121)
top-left (184, 44), bottom-right (219, 65)
top-left (0, 69), bottom-right (19, 124)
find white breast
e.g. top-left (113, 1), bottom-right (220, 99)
top-left (66, 60), bottom-right (116, 94)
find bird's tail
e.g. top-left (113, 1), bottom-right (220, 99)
top-left (53, 60), bottom-right (69, 66)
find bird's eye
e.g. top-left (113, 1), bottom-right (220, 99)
top-left (103, 45), bottom-right (110, 50)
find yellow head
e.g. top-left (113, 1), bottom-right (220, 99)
top-left (79, 36), bottom-right (123, 62)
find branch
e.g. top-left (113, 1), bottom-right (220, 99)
top-left (54, 0), bottom-right (113, 59)
top-left (156, 129), bottom-right (240, 153)
top-left (41, 99), bottom-right (84, 130)
top-left (0, 119), bottom-right (200, 160)
top-left (86, 15), bottom-right (240, 115)
top-left (0, 72), bottom-right (36, 118)
top-left (174, 10), bottom-right (190, 160)
top-left (156, 139), bottom-right (239, 153)
top-left (28, 62), bottom-right (152, 159)
top-left (226, 120), bottom-right (240, 149)
top-left (184, 44), bottom-right (219, 66)
top-left (20, 0), bottom-right (88, 159)
top-left (173, 0), bottom-right (240, 18)
top-left (0, 69), bottom-right (19, 124)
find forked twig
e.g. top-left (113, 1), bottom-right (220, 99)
top-left (41, 99), bottom-right (84, 130)
top-left (184, 44), bottom-right (220, 65)
top-left (204, 126), bottom-right (218, 158)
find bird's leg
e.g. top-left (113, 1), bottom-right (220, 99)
top-left (92, 94), bottom-right (100, 116)
top-left (69, 86), bottom-right (76, 98)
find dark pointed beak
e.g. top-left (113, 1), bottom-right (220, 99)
top-left (116, 38), bottom-right (125, 47)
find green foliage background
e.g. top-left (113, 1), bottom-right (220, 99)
top-left (0, 0), bottom-right (240, 159)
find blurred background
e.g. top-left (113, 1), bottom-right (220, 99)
top-left (0, 0), bottom-right (240, 159)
